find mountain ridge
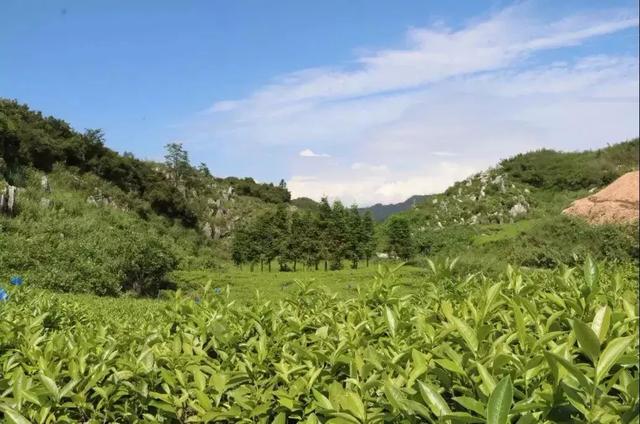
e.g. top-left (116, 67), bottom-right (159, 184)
top-left (358, 194), bottom-right (431, 221)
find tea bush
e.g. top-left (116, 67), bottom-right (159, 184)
top-left (0, 262), bottom-right (637, 423)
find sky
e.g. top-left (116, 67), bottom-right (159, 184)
top-left (1, 1), bottom-right (638, 206)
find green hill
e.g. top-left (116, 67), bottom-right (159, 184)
top-left (0, 99), bottom-right (290, 295)
top-left (391, 140), bottom-right (639, 270)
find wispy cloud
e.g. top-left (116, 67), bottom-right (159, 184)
top-left (192, 2), bottom-right (639, 205)
top-left (351, 162), bottom-right (389, 172)
top-left (299, 148), bottom-right (330, 158)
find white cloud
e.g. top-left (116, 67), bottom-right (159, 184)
top-left (351, 162), bottom-right (389, 172)
top-left (192, 2), bottom-right (639, 205)
top-left (299, 148), bottom-right (330, 158)
top-left (289, 162), bottom-right (477, 206)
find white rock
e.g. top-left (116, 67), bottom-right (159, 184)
top-left (41, 175), bottom-right (51, 192)
top-left (509, 203), bottom-right (528, 217)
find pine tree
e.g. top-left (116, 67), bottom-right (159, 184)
top-left (384, 215), bottom-right (414, 261)
top-left (284, 211), bottom-right (305, 271)
top-left (345, 205), bottom-right (364, 269)
top-left (360, 211), bottom-right (376, 266)
top-left (164, 143), bottom-right (190, 187)
top-left (327, 200), bottom-right (348, 270)
top-left (317, 197), bottom-right (332, 271)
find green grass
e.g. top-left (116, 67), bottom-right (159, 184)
top-left (473, 219), bottom-right (540, 245)
top-left (170, 262), bottom-right (430, 303)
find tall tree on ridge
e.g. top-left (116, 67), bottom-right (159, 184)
top-left (164, 142), bottom-right (190, 187)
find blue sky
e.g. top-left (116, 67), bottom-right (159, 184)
top-left (1, 1), bottom-right (638, 205)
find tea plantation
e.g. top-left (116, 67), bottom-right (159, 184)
top-left (0, 261), bottom-right (637, 423)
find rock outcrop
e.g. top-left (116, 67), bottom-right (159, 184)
top-left (563, 171), bottom-right (639, 224)
top-left (0, 184), bottom-right (17, 215)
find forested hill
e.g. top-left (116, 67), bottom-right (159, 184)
top-left (387, 139), bottom-right (639, 270)
top-left (0, 98), bottom-right (290, 228)
top-left (404, 140), bottom-right (640, 228)
top-left (0, 99), bottom-right (292, 295)
top-left (359, 194), bottom-right (430, 222)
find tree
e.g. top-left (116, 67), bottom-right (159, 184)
top-left (327, 200), bottom-right (348, 270)
top-left (282, 211), bottom-right (305, 271)
top-left (345, 205), bottom-right (364, 269)
top-left (198, 162), bottom-right (212, 177)
top-left (384, 215), bottom-right (414, 261)
top-left (164, 142), bottom-right (190, 187)
top-left (360, 211), bottom-right (376, 267)
top-left (317, 197), bottom-right (333, 271)
top-left (300, 212), bottom-right (322, 270)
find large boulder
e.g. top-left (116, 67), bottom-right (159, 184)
top-left (563, 171), bottom-right (639, 224)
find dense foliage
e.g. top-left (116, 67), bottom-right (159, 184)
top-left (383, 215), bottom-right (415, 260)
top-left (0, 168), bottom-right (223, 296)
top-left (0, 261), bottom-right (637, 422)
top-left (232, 199), bottom-right (376, 271)
top-left (500, 139), bottom-right (639, 191)
top-left (0, 99), bottom-right (291, 226)
top-left (410, 215), bottom-right (639, 274)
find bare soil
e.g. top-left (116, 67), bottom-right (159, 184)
top-left (563, 171), bottom-right (639, 224)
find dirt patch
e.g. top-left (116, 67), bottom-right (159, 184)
top-left (563, 171), bottom-right (639, 224)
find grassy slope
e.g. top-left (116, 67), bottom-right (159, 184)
top-left (394, 139), bottom-right (639, 271)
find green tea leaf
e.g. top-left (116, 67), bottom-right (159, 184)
top-left (487, 376), bottom-right (513, 424)
top-left (385, 306), bottom-right (397, 338)
top-left (591, 305), bottom-right (611, 344)
top-left (450, 316), bottom-right (478, 353)
top-left (596, 336), bottom-right (634, 384)
top-left (571, 319), bottom-right (600, 364)
top-left (418, 381), bottom-right (451, 417)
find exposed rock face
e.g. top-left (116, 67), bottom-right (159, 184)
top-left (0, 185), bottom-right (17, 215)
top-left (563, 171), bottom-right (639, 224)
top-left (202, 222), bottom-right (212, 239)
top-left (509, 203), bottom-right (528, 217)
top-left (41, 175), bottom-right (51, 192)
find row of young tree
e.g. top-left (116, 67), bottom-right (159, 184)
top-left (232, 198), bottom-right (376, 271)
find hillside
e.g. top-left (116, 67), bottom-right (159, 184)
top-left (392, 139), bottom-right (639, 270)
top-left (359, 194), bottom-right (430, 221)
top-left (0, 99), bottom-right (290, 294)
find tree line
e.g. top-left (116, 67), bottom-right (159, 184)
top-left (231, 198), bottom-right (376, 271)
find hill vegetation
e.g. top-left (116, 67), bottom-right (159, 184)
top-left (0, 99), bottom-right (293, 295)
top-left (390, 139), bottom-right (639, 271)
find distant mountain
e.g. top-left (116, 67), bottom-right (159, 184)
top-left (359, 194), bottom-right (431, 221)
